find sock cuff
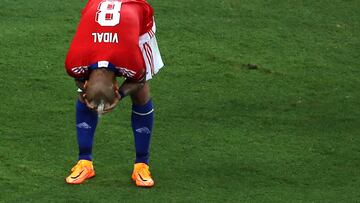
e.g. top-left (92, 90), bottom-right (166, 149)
top-left (76, 99), bottom-right (90, 111)
top-left (132, 99), bottom-right (153, 114)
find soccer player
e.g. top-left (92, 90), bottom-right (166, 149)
top-left (64, 0), bottom-right (164, 187)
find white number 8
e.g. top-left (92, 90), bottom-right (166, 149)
top-left (96, 0), bottom-right (122, 27)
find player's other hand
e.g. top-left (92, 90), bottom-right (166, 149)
top-left (101, 88), bottom-right (121, 114)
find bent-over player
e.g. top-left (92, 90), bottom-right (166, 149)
top-left (64, 0), bottom-right (164, 187)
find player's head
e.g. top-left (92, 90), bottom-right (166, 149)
top-left (84, 68), bottom-right (118, 114)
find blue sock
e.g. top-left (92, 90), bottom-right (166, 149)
top-left (132, 99), bottom-right (154, 164)
top-left (76, 100), bottom-right (98, 161)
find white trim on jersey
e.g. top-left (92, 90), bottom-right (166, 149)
top-left (139, 20), bottom-right (164, 81)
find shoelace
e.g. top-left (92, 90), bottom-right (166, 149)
top-left (138, 167), bottom-right (151, 179)
top-left (71, 162), bottom-right (85, 172)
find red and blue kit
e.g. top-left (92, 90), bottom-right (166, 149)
top-left (65, 0), bottom-right (164, 81)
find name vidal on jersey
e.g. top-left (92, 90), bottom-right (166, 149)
top-left (92, 33), bottom-right (119, 43)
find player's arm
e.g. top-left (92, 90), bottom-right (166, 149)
top-left (75, 79), bottom-right (86, 91)
top-left (98, 79), bottom-right (144, 114)
top-left (75, 79), bottom-right (86, 103)
top-left (118, 78), bottom-right (145, 99)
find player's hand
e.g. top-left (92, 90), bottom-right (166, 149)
top-left (81, 81), bottom-right (97, 110)
top-left (82, 93), bottom-right (96, 111)
top-left (102, 89), bottom-right (121, 114)
top-left (82, 81), bottom-right (122, 114)
top-left (82, 91), bottom-right (120, 114)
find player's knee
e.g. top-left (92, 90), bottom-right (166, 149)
top-left (131, 83), bottom-right (151, 105)
top-left (131, 94), bottom-right (150, 106)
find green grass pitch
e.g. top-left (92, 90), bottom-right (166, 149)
top-left (0, 0), bottom-right (360, 202)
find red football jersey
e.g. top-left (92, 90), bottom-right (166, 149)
top-left (65, 0), bottom-right (154, 81)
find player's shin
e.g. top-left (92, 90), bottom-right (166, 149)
top-left (76, 99), bottom-right (98, 161)
top-left (131, 99), bottom-right (154, 164)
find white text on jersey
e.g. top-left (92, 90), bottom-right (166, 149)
top-left (92, 33), bottom-right (119, 43)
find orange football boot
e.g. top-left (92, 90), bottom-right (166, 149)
top-left (66, 160), bottom-right (95, 184)
top-left (131, 163), bottom-right (154, 187)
